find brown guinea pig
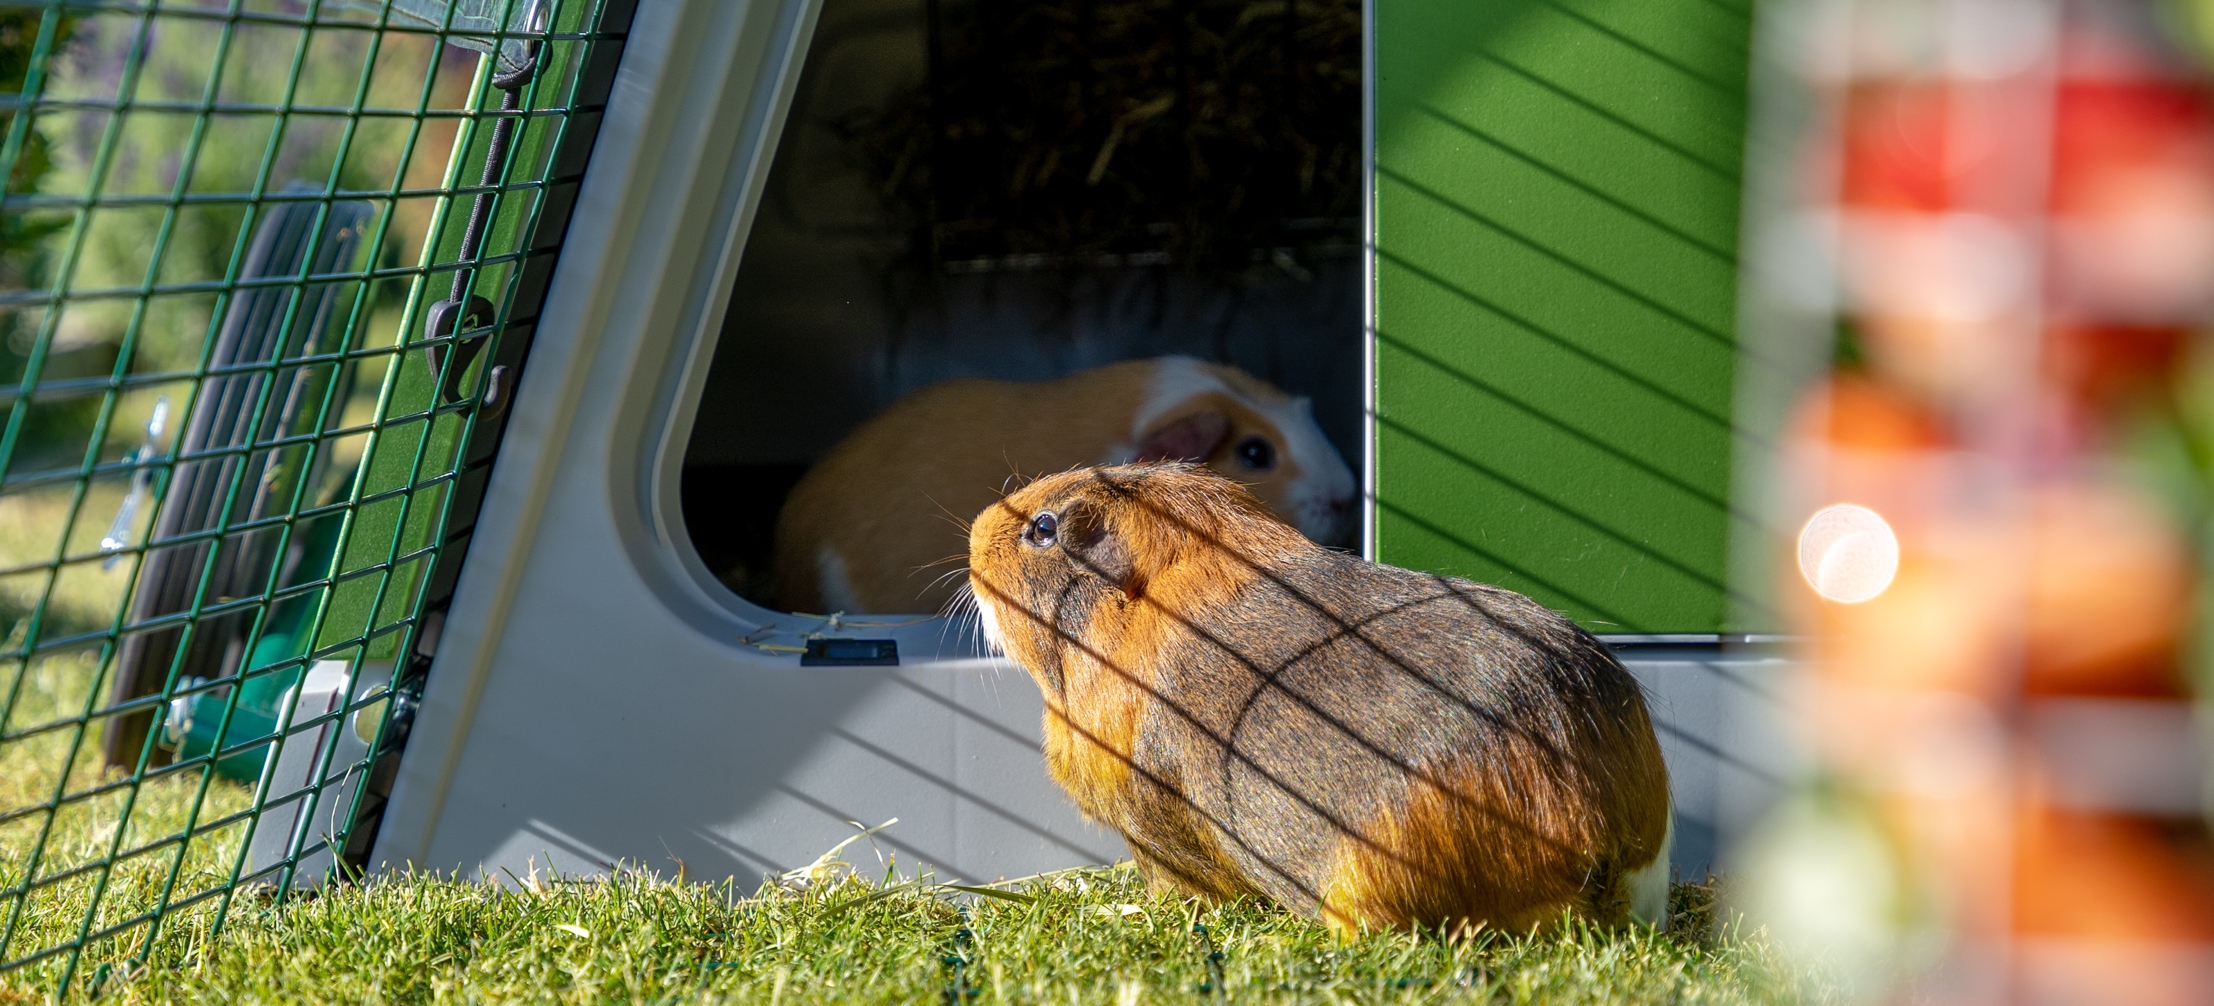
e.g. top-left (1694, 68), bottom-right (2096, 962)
top-left (772, 357), bottom-right (1355, 615)
top-left (965, 463), bottom-right (1673, 934)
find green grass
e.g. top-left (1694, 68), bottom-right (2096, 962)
top-left (8, 863), bottom-right (1819, 1005)
top-left (1, 646), bottom-right (261, 1003)
top-left (4, 641), bottom-right (1827, 1005)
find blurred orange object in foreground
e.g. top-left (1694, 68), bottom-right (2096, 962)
top-left (1759, 6), bottom-right (2214, 1002)
top-left (1788, 381), bottom-right (2214, 1001)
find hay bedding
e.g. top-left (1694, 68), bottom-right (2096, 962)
top-left (835, 0), bottom-right (1362, 281)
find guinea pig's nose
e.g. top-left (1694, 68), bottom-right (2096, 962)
top-left (1328, 497), bottom-right (1352, 516)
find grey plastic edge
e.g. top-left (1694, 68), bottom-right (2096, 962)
top-left (373, 0), bottom-right (832, 869)
top-left (1359, 0), bottom-right (1379, 562)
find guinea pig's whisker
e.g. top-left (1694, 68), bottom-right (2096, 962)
top-left (935, 583), bottom-right (975, 653)
top-left (917, 552), bottom-right (973, 594)
top-left (926, 496), bottom-right (976, 535)
top-left (939, 581), bottom-right (998, 658)
top-left (995, 465), bottom-right (1041, 499)
top-left (924, 572), bottom-right (974, 611)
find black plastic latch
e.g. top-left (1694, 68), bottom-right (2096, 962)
top-left (802, 638), bottom-right (900, 666)
top-left (424, 294), bottom-right (496, 404)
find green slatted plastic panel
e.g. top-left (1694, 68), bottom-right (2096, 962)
top-left (0, 0), bottom-right (622, 994)
top-left (1372, 0), bottom-right (1752, 633)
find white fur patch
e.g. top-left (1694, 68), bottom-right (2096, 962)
top-left (816, 546), bottom-right (861, 614)
top-left (1262, 394), bottom-right (1358, 543)
top-left (1629, 812), bottom-right (1675, 930)
top-left (973, 586), bottom-right (1006, 655)
top-left (1121, 355), bottom-right (1236, 453)
top-left (1109, 356), bottom-right (1358, 544)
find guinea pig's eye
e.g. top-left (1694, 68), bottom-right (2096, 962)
top-left (1023, 511), bottom-right (1059, 548)
top-left (1235, 436), bottom-right (1277, 471)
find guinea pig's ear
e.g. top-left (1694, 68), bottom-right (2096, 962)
top-left (1135, 411), bottom-right (1229, 464)
top-left (1062, 505), bottom-right (1141, 596)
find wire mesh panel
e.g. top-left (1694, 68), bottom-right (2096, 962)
top-left (0, 0), bottom-right (627, 994)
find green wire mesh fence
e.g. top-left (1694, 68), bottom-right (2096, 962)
top-left (0, 0), bottom-right (627, 994)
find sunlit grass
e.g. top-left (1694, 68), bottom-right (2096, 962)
top-left (3, 856), bottom-right (1820, 1005)
top-left (1, 648), bottom-right (258, 1003)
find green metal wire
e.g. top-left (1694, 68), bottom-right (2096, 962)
top-left (0, 0), bottom-right (622, 994)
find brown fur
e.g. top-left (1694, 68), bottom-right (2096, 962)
top-left (774, 358), bottom-right (1335, 614)
top-left (967, 464), bottom-right (1671, 934)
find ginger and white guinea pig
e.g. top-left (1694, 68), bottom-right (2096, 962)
top-left (772, 356), bottom-right (1355, 614)
top-left (965, 463), bottom-right (1673, 934)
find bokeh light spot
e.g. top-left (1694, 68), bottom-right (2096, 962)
top-left (1799, 504), bottom-right (1900, 603)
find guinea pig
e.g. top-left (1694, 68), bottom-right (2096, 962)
top-left (964, 463), bottom-right (1672, 934)
top-left (772, 356), bottom-right (1355, 614)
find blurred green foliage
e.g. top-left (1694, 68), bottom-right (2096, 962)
top-left (3, 10), bottom-right (104, 479)
top-left (1, 11), bottom-right (72, 256)
top-left (3, 11), bottom-right (428, 477)
top-left (2, 10), bottom-right (78, 460)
